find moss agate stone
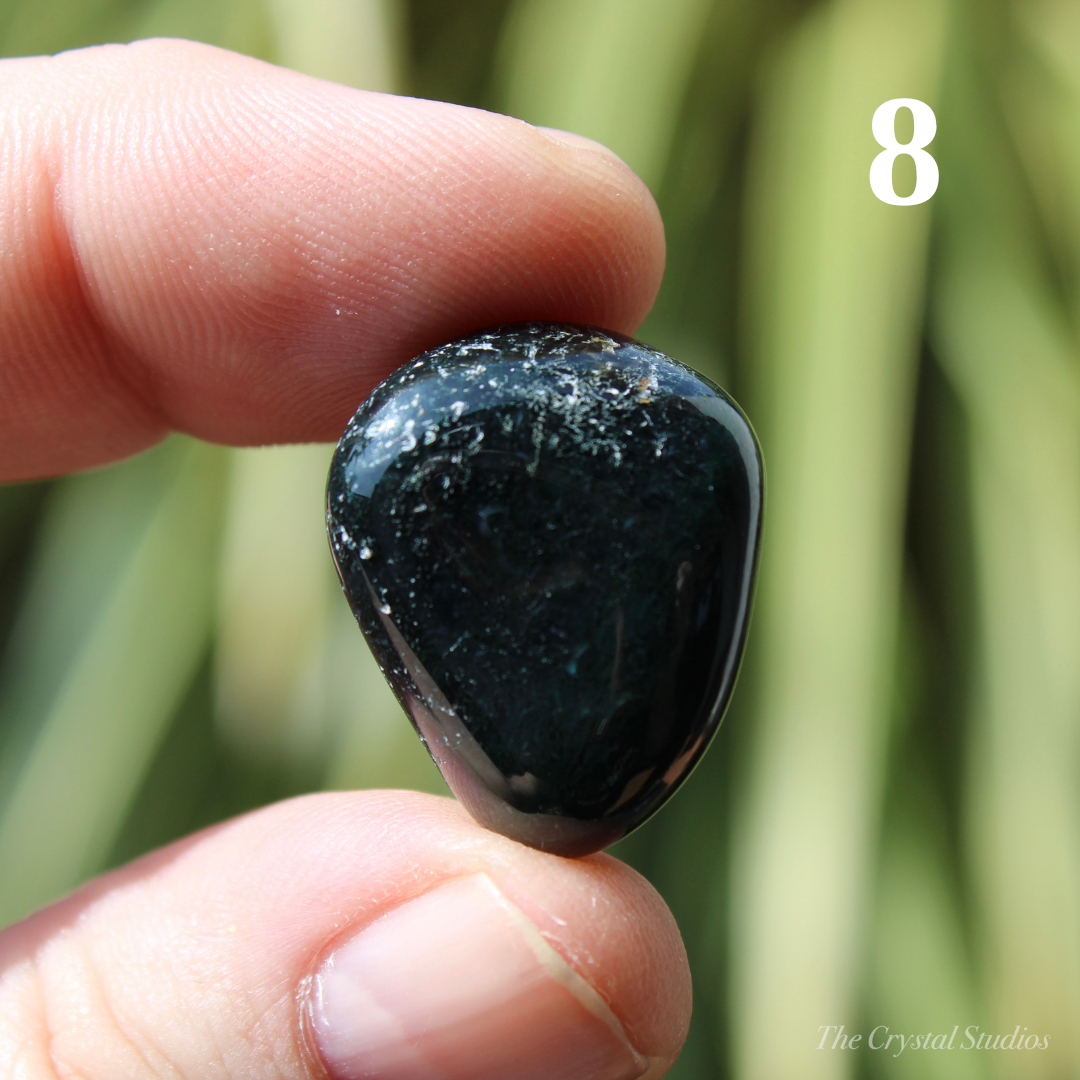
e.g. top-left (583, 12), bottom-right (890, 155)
top-left (327, 323), bottom-right (762, 856)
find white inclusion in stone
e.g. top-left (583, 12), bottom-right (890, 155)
top-left (378, 599), bottom-right (392, 614)
top-left (366, 414), bottom-right (398, 438)
top-left (450, 401), bottom-right (467, 420)
top-left (359, 543), bottom-right (374, 560)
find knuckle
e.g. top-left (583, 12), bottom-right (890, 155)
top-left (0, 955), bottom-right (62, 1080)
top-left (1, 932), bottom-right (161, 1080)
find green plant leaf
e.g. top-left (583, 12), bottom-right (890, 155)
top-left (495, 0), bottom-right (714, 191)
top-left (0, 438), bottom-right (226, 926)
top-left (730, 0), bottom-right (947, 1075)
top-left (933, 98), bottom-right (1080, 1063)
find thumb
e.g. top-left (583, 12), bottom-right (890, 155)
top-left (0, 791), bottom-right (689, 1079)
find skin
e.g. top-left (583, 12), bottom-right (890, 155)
top-left (0, 37), bottom-right (689, 1080)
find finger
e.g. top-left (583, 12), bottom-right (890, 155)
top-left (0, 791), bottom-right (689, 1080)
top-left (1, 38), bottom-right (664, 480)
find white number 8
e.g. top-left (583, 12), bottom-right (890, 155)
top-left (869, 98), bottom-right (939, 206)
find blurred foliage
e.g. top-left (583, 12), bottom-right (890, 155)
top-left (2, 0), bottom-right (1080, 1078)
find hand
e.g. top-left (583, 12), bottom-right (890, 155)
top-left (0, 38), bottom-right (688, 1080)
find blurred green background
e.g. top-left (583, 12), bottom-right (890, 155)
top-left (2, 0), bottom-right (1080, 1077)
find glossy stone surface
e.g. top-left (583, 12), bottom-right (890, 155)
top-left (327, 323), bottom-right (762, 856)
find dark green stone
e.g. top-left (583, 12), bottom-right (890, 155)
top-left (327, 323), bottom-right (762, 856)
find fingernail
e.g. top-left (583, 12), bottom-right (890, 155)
top-left (307, 873), bottom-right (648, 1080)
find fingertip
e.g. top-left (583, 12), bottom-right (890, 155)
top-left (0, 42), bottom-right (666, 477)
top-left (0, 791), bottom-right (689, 1078)
top-left (281, 792), bottom-right (692, 1072)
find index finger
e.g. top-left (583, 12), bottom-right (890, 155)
top-left (1, 38), bottom-right (664, 480)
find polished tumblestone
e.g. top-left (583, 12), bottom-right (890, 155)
top-left (327, 323), bottom-right (762, 856)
